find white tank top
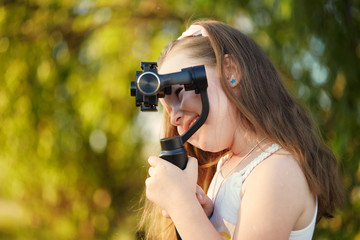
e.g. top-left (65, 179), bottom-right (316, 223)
top-left (207, 144), bottom-right (317, 240)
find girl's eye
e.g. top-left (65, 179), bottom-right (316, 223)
top-left (175, 87), bottom-right (183, 97)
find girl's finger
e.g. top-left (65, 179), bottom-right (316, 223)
top-left (145, 177), bottom-right (151, 186)
top-left (185, 156), bottom-right (198, 175)
top-left (148, 156), bottom-right (160, 167)
top-left (162, 209), bottom-right (171, 219)
top-left (196, 185), bottom-right (205, 195)
top-left (196, 192), bottom-right (205, 204)
top-left (148, 167), bottom-right (154, 177)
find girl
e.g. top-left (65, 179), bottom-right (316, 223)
top-left (140, 20), bottom-right (344, 240)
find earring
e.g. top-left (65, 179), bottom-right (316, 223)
top-left (230, 79), bottom-right (236, 85)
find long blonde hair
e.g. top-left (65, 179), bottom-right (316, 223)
top-left (138, 20), bottom-right (344, 239)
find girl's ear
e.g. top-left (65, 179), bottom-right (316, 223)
top-left (223, 54), bottom-right (241, 88)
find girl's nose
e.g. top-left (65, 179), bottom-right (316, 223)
top-left (169, 107), bottom-right (182, 127)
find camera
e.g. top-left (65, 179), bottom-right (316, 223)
top-left (130, 62), bottom-right (170, 111)
top-left (130, 62), bottom-right (208, 112)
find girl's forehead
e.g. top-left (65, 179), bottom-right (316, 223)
top-left (159, 50), bottom-right (204, 75)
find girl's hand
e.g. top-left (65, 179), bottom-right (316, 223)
top-left (145, 155), bottom-right (199, 216)
top-left (162, 185), bottom-right (214, 219)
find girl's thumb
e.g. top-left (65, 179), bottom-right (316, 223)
top-left (185, 156), bottom-right (198, 174)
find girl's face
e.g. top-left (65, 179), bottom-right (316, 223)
top-left (159, 49), bottom-right (239, 152)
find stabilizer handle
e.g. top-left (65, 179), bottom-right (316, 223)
top-left (159, 137), bottom-right (188, 170)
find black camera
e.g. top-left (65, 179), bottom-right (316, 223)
top-left (131, 62), bottom-right (208, 112)
top-left (131, 62), bottom-right (170, 111)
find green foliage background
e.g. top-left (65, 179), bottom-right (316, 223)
top-left (0, 0), bottom-right (359, 239)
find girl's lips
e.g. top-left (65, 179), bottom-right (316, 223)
top-left (184, 116), bottom-right (199, 132)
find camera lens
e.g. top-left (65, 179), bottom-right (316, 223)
top-left (137, 72), bottom-right (160, 96)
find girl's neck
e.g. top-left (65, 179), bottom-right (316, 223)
top-left (230, 128), bottom-right (266, 158)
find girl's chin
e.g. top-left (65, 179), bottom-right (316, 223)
top-left (182, 131), bottom-right (225, 152)
top-left (188, 138), bottom-right (220, 153)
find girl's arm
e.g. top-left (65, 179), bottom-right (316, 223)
top-left (169, 191), bottom-right (222, 240)
top-left (161, 185), bottom-right (214, 219)
top-left (146, 156), bottom-right (222, 240)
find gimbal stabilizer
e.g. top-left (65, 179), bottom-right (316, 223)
top-left (130, 62), bottom-right (209, 170)
top-left (131, 62), bottom-right (209, 240)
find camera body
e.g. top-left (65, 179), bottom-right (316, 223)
top-left (131, 62), bottom-right (208, 112)
top-left (131, 62), bottom-right (171, 111)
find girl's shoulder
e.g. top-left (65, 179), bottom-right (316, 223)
top-left (237, 149), bottom-right (315, 238)
top-left (244, 148), bottom-right (309, 195)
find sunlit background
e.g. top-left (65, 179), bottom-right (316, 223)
top-left (0, 0), bottom-right (359, 239)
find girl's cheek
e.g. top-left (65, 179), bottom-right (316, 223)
top-left (181, 93), bottom-right (201, 109)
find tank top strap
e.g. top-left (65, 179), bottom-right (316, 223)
top-left (216, 152), bottom-right (233, 172)
top-left (240, 143), bottom-right (282, 183)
